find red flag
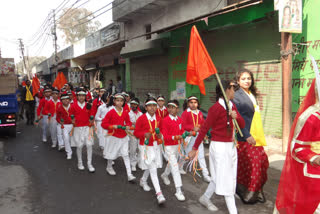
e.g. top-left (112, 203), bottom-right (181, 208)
top-left (186, 26), bottom-right (217, 95)
top-left (58, 72), bottom-right (67, 89)
top-left (52, 72), bottom-right (61, 89)
top-left (32, 75), bottom-right (40, 96)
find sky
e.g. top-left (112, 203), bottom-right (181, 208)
top-left (0, 0), bottom-right (114, 63)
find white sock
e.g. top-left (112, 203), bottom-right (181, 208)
top-left (122, 155), bottom-right (132, 176)
top-left (76, 147), bottom-right (83, 164)
top-left (141, 170), bottom-right (150, 182)
top-left (107, 160), bottom-right (113, 169)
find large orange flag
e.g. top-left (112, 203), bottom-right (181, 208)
top-left (52, 72), bottom-right (61, 89)
top-left (186, 26), bottom-right (217, 95)
top-left (52, 72), bottom-right (68, 90)
top-left (59, 72), bottom-right (67, 89)
top-left (32, 75), bottom-right (40, 96)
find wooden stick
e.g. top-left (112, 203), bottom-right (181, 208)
top-left (215, 73), bottom-right (243, 137)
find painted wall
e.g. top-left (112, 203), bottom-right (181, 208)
top-left (291, 0), bottom-right (320, 117)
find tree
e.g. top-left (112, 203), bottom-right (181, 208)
top-left (58, 8), bottom-right (101, 44)
top-left (16, 56), bottom-right (46, 75)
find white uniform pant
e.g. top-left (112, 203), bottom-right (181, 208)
top-left (57, 123), bottom-right (64, 147)
top-left (49, 116), bottom-right (58, 146)
top-left (203, 141), bottom-right (238, 214)
top-left (129, 135), bottom-right (139, 167)
top-left (141, 168), bottom-right (162, 194)
top-left (62, 124), bottom-right (73, 156)
top-left (96, 121), bottom-right (104, 148)
top-left (163, 145), bottom-right (182, 188)
top-left (74, 127), bottom-right (94, 165)
top-left (183, 135), bottom-right (209, 177)
top-left (41, 115), bottom-right (49, 141)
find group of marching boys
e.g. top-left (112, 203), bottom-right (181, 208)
top-left (36, 81), bottom-right (243, 214)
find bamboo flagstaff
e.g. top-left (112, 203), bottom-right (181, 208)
top-left (215, 72), bottom-right (243, 137)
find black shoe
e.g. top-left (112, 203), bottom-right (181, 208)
top-left (30, 121), bottom-right (34, 126)
top-left (26, 120), bottom-right (30, 125)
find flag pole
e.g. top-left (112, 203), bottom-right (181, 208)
top-left (215, 73), bottom-right (243, 137)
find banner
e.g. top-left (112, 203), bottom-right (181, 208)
top-left (279, 0), bottom-right (302, 33)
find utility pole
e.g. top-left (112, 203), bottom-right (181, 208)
top-left (52, 9), bottom-right (59, 80)
top-left (281, 32), bottom-right (293, 153)
top-left (18, 38), bottom-right (30, 80)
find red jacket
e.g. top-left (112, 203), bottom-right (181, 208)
top-left (124, 103), bottom-right (131, 113)
top-left (37, 97), bottom-right (52, 116)
top-left (193, 101), bottom-right (245, 150)
top-left (161, 115), bottom-right (184, 146)
top-left (91, 97), bottom-right (103, 117)
top-left (134, 113), bottom-right (162, 146)
top-left (56, 104), bottom-right (72, 124)
top-left (47, 99), bottom-right (61, 117)
top-left (69, 101), bottom-right (92, 127)
top-left (86, 91), bottom-right (92, 101)
top-left (181, 109), bottom-right (204, 132)
top-left (101, 107), bottom-right (132, 138)
top-left (156, 108), bottom-right (168, 119)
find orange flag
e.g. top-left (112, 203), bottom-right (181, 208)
top-left (186, 25), bottom-right (217, 95)
top-left (52, 72), bottom-right (61, 89)
top-left (32, 75), bottom-right (40, 96)
top-left (58, 72), bottom-right (67, 89)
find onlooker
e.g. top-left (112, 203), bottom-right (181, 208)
top-left (233, 70), bottom-right (269, 204)
top-left (116, 76), bottom-right (123, 93)
top-left (107, 79), bottom-right (116, 95)
top-left (21, 80), bottom-right (35, 125)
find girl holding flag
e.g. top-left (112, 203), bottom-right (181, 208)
top-left (180, 96), bottom-right (211, 183)
top-left (101, 93), bottom-right (135, 182)
top-left (133, 97), bottom-right (165, 205)
top-left (189, 80), bottom-right (245, 214)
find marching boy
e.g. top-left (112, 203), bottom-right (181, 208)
top-left (37, 87), bottom-right (52, 143)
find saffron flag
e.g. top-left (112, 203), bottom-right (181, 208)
top-left (186, 25), bottom-right (217, 95)
top-left (31, 75), bottom-right (40, 96)
top-left (52, 72), bottom-right (68, 90)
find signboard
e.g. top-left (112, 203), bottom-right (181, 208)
top-left (279, 0), bottom-right (302, 33)
top-left (101, 24), bottom-right (120, 46)
top-left (176, 82), bottom-right (186, 99)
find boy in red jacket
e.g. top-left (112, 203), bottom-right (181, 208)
top-left (48, 89), bottom-right (61, 149)
top-left (56, 93), bottom-right (73, 159)
top-left (37, 88), bottom-right (52, 142)
top-left (160, 99), bottom-right (187, 201)
top-left (156, 96), bottom-right (168, 119)
top-left (101, 93), bottom-right (135, 182)
top-left (70, 89), bottom-right (95, 172)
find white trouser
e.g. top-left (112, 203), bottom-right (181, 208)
top-left (41, 115), bottom-right (49, 141)
top-left (62, 124), bottom-right (73, 156)
top-left (49, 116), bottom-right (58, 145)
top-left (57, 123), bottom-right (64, 147)
top-left (107, 156), bottom-right (132, 177)
top-left (204, 181), bottom-right (237, 214)
top-left (141, 168), bottom-right (162, 194)
top-left (163, 145), bottom-right (182, 188)
top-left (96, 121), bottom-right (104, 148)
top-left (74, 127), bottom-right (94, 166)
top-left (129, 135), bottom-right (139, 167)
top-left (183, 136), bottom-right (209, 177)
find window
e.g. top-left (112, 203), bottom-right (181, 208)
top-left (146, 24), bottom-right (151, 40)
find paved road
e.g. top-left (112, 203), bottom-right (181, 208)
top-left (0, 121), bottom-right (281, 214)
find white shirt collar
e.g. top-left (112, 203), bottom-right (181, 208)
top-left (218, 98), bottom-right (233, 110)
top-left (78, 101), bottom-right (86, 109)
top-left (158, 106), bottom-right (166, 111)
top-left (45, 96), bottom-right (52, 101)
top-left (112, 106), bottom-right (123, 114)
top-left (187, 108), bottom-right (199, 115)
top-left (169, 114), bottom-right (178, 121)
top-left (63, 104), bottom-right (70, 110)
top-left (146, 113), bottom-right (156, 121)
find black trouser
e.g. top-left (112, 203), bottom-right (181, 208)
top-left (24, 101), bottom-right (35, 123)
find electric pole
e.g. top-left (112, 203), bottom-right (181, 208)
top-left (52, 9), bottom-right (59, 80)
top-left (18, 38), bottom-right (30, 80)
